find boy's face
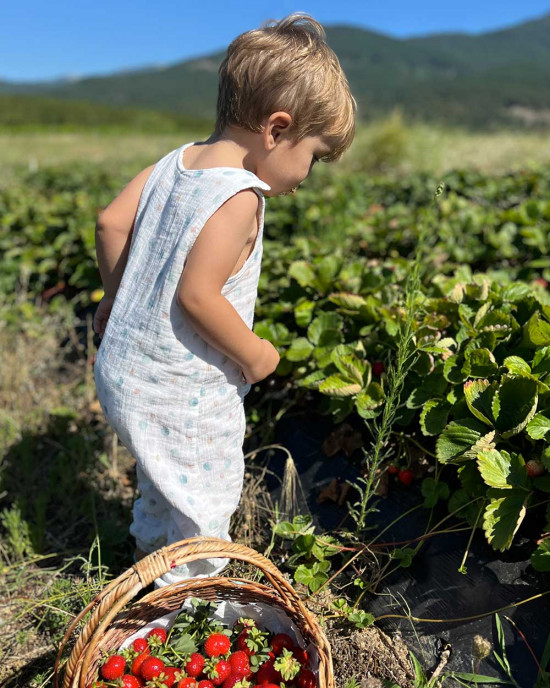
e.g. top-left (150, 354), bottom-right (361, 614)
top-left (260, 133), bottom-right (332, 197)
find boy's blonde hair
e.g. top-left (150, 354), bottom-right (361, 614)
top-left (214, 12), bottom-right (357, 162)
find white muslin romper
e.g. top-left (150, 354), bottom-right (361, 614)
top-left (93, 141), bottom-right (271, 588)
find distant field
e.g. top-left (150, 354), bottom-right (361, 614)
top-left (1, 116), bottom-right (550, 185)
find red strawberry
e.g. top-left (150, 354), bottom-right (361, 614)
top-left (100, 654), bottom-right (126, 681)
top-left (132, 638), bottom-right (149, 654)
top-left (387, 463), bottom-right (399, 475)
top-left (198, 682), bottom-right (215, 688)
top-left (227, 650), bottom-right (251, 677)
top-left (147, 627), bottom-right (168, 644)
top-left (185, 652), bottom-right (206, 678)
top-left (159, 666), bottom-right (179, 687)
top-left (177, 679), bottom-right (198, 688)
top-left (140, 656), bottom-right (165, 681)
top-left (255, 659), bottom-right (282, 684)
top-left (526, 460), bottom-right (545, 478)
top-left (119, 676), bottom-right (143, 688)
top-left (534, 278), bottom-right (548, 288)
top-left (398, 469), bottom-right (413, 485)
top-left (90, 682), bottom-right (107, 688)
top-left (296, 668), bottom-right (317, 688)
top-left (131, 652), bottom-right (149, 677)
top-left (207, 659), bottom-right (231, 686)
top-left (372, 361), bottom-right (385, 376)
top-left (270, 633), bottom-right (294, 656)
top-left (204, 633), bottom-right (231, 658)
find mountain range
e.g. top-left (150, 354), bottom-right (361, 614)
top-left (2, 12), bottom-right (550, 129)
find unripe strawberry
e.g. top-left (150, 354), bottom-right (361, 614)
top-left (398, 469), bottom-right (413, 485)
top-left (526, 459), bottom-right (545, 478)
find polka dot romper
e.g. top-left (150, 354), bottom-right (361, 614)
top-left (94, 141), bottom-right (271, 588)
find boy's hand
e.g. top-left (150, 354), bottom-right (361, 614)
top-left (93, 296), bottom-right (115, 339)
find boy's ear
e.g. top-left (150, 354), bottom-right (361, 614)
top-left (264, 112), bottom-right (293, 148)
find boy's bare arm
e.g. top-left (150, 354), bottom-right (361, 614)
top-left (176, 189), bottom-right (264, 372)
top-left (95, 164), bottom-right (156, 298)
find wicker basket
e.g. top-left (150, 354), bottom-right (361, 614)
top-left (54, 536), bottom-right (334, 688)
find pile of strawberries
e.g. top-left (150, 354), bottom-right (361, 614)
top-left (89, 599), bottom-right (316, 688)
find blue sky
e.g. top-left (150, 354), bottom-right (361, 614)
top-left (2, 1), bottom-right (550, 82)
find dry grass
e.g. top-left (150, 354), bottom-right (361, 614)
top-left (1, 118), bottom-right (550, 187)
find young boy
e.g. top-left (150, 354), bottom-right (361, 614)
top-left (93, 11), bottom-right (356, 588)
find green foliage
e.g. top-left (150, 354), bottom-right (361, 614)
top-left (3, 158), bottom-right (550, 563)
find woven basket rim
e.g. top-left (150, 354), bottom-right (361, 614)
top-left (54, 537), bottom-right (334, 688)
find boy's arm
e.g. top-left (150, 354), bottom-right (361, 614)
top-left (95, 164), bottom-right (156, 298)
top-left (177, 189), bottom-right (264, 371)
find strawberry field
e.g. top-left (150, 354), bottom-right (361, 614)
top-left (1, 146), bottom-right (550, 687)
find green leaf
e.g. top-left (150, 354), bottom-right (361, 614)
top-left (503, 355), bottom-right (531, 376)
top-left (526, 410), bottom-right (550, 440)
top-left (295, 369), bottom-right (325, 390)
top-left (319, 374), bottom-right (362, 397)
top-left (477, 449), bottom-right (529, 490)
top-left (355, 382), bottom-right (384, 418)
top-left (171, 633), bottom-right (197, 655)
top-left (483, 491), bottom-right (530, 551)
top-left (531, 539), bottom-right (550, 571)
top-left (462, 348), bottom-right (498, 378)
top-left (436, 418), bottom-right (491, 464)
top-left (347, 610), bottom-right (375, 629)
top-left (524, 312), bottom-right (550, 347)
top-left (464, 379), bottom-right (496, 426)
top-left (328, 292), bottom-right (367, 309)
top-left (294, 561), bottom-right (330, 592)
top-left (391, 547), bottom-right (416, 567)
top-left (294, 299), bottom-right (315, 328)
top-left (331, 346), bottom-right (366, 386)
top-left (292, 534), bottom-right (315, 557)
top-left (491, 374), bottom-right (538, 438)
top-left (289, 261), bottom-right (316, 288)
top-left (307, 312), bottom-right (343, 346)
top-left (420, 399), bottom-right (451, 436)
top-left (421, 477), bottom-right (450, 507)
top-left (316, 255), bottom-right (342, 292)
top-left (285, 337), bottom-right (314, 362)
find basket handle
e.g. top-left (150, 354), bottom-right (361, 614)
top-left (55, 536), bottom-right (318, 688)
